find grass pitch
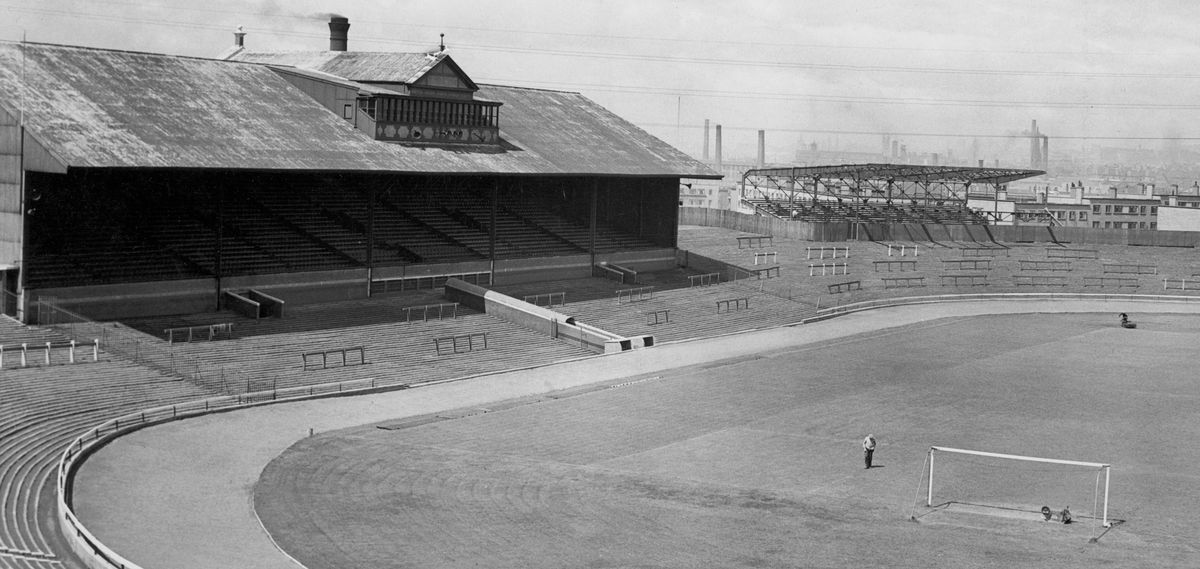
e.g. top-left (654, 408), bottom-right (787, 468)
top-left (255, 312), bottom-right (1200, 568)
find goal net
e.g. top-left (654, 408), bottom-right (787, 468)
top-left (914, 446), bottom-right (1111, 530)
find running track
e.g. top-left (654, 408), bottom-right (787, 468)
top-left (69, 299), bottom-right (1200, 569)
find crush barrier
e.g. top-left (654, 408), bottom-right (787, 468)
top-left (0, 340), bottom-right (100, 367)
top-left (523, 293), bottom-right (565, 308)
top-left (808, 262), bottom-right (849, 276)
top-left (737, 235), bottom-right (773, 249)
top-left (1046, 248), bottom-right (1098, 259)
top-left (873, 260), bottom-right (917, 272)
top-left (753, 251), bottom-right (778, 265)
top-left (615, 287), bottom-right (654, 304)
top-left (806, 245), bottom-right (848, 259)
top-left (401, 303), bottom-right (459, 323)
top-left (165, 323), bottom-right (233, 344)
top-left (302, 346), bottom-right (367, 369)
top-left (827, 280), bottom-right (862, 294)
top-left (434, 333), bottom-right (488, 355)
top-left (716, 297), bottom-right (750, 313)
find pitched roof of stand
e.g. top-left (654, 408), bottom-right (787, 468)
top-left (0, 42), bottom-right (719, 178)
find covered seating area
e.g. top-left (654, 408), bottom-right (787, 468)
top-left (741, 163), bottom-right (1045, 224)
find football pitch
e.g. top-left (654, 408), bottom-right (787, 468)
top-left (254, 312), bottom-right (1200, 569)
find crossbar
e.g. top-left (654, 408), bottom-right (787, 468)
top-left (931, 446), bottom-right (1108, 468)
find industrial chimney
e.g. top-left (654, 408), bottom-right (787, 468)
top-left (714, 124), bottom-right (723, 171)
top-left (757, 130), bottom-right (765, 168)
top-left (703, 119), bottom-right (710, 161)
top-left (1030, 119), bottom-right (1041, 170)
top-left (329, 16), bottom-right (350, 51)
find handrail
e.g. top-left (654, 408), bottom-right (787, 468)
top-left (806, 292), bottom-right (1200, 323)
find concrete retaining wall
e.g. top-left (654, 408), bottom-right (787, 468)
top-left (444, 278), bottom-right (650, 354)
top-left (30, 279), bottom-right (217, 322)
top-left (681, 207), bottom-right (1200, 247)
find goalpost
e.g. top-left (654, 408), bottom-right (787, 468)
top-left (917, 446), bottom-right (1111, 529)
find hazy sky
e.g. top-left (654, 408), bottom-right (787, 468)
top-left (4, 0), bottom-right (1199, 163)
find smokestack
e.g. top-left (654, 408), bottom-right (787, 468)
top-left (233, 25), bottom-right (246, 47)
top-left (1030, 119), bottom-right (1041, 169)
top-left (1041, 136), bottom-right (1049, 170)
top-left (757, 130), bottom-right (765, 168)
top-left (703, 119), bottom-right (710, 161)
top-left (978, 159), bottom-right (984, 168)
top-left (891, 140), bottom-right (899, 159)
top-left (715, 124), bottom-right (723, 171)
top-left (328, 16), bottom-right (350, 51)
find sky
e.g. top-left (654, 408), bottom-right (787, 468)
top-left (4, 0), bottom-right (1200, 166)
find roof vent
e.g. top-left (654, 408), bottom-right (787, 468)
top-left (328, 16), bottom-right (349, 51)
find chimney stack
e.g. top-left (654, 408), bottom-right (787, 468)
top-left (757, 130), bottom-right (765, 168)
top-left (715, 124), bottom-right (723, 171)
top-left (1030, 119), bottom-right (1041, 170)
top-left (233, 25), bottom-right (246, 47)
top-left (329, 16), bottom-right (350, 51)
top-left (703, 119), bottom-right (710, 161)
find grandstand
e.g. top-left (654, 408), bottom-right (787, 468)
top-left (6, 16), bottom-right (1200, 569)
top-left (740, 163), bottom-right (1044, 225)
top-left (0, 38), bottom-right (718, 322)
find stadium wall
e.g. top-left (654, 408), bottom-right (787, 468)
top-left (30, 279), bottom-right (216, 322)
top-left (680, 207), bottom-right (1200, 247)
top-left (29, 268), bottom-right (372, 321)
top-left (0, 106), bottom-right (20, 268)
top-left (223, 268), bottom-right (369, 304)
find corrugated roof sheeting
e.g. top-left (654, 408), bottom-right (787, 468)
top-left (483, 85), bottom-right (715, 177)
top-left (231, 51), bottom-right (438, 85)
top-left (0, 42), bottom-right (718, 178)
top-left (0, 43), bottom-right (407, 171)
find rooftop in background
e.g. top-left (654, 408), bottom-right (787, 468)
top-left (745, 164), bottom-right (1045, 186)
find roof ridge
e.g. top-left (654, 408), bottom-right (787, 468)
top-left (476, 82), bottom-right (580, 95)
top-left (0, 39), bottom-right (234, 64)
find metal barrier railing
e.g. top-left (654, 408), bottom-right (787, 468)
top-left (0, 340), bottom-right (99, 367)
top-left (401, 303), bottom-right (459, 324)
top-left (615, 286), bottom-right (654, 304)
top-left (523, 292), bottom-right (566, 308)
top-left (434, 332), bottom-right (488, 355)
top-left (302, 346), bottom-right (367, 370)
top-left (165, 323), bottom-right (234, 344)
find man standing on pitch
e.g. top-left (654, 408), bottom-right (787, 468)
top-left (862, 434), bottom-right (877, 469)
